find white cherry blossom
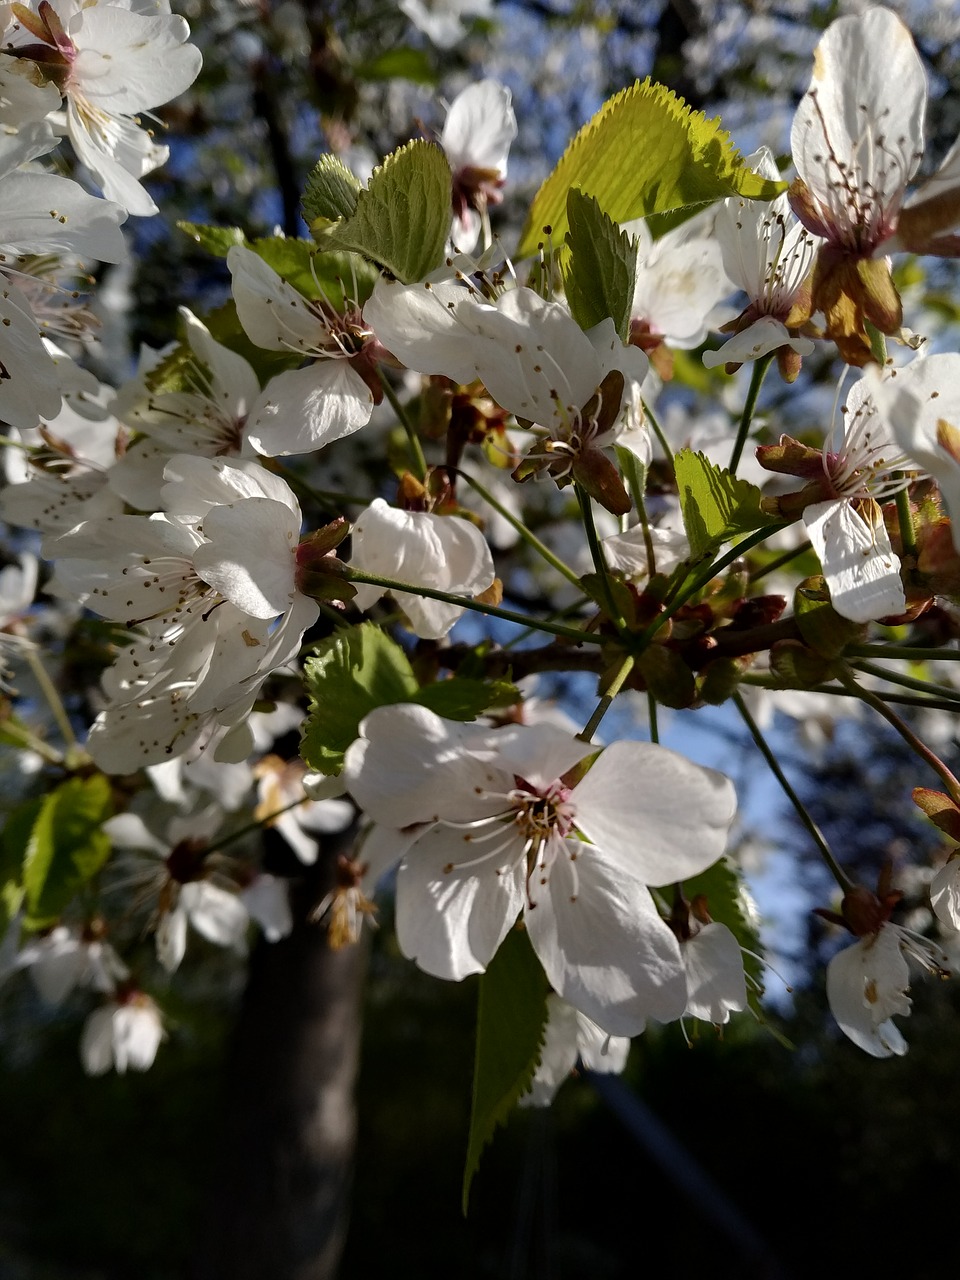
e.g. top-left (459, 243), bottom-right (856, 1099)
top-left (226, 244), bottom-right (376, 456)
top-left (11, 0), bottom-right (202, 215)
top-left (441, 79), bottom-right (517, 251)
top-left (80, 991), bottom-right (165, 1074)
top-left (349, 497), bottom-right (495, 639)
top-left (344, 705), bottom-right (737, 1036)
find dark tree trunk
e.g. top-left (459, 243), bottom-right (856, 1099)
top-left (195, 846), bottom-right (367, 1280)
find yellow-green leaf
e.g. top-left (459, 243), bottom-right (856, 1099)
top-left (517, 79), bottom-right (784, 260)
top-left (322, 140), bottom-right (452, 284)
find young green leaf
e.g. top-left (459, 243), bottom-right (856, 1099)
top-left (302, 623), bottom-right (419, 775)
top-left (302, 154), bottom-right (362, 230)
top-left (563, 189), bottom-right (638, 343)
top-left (322, 139), bottom-right (452, 283)
top-left (177, 221), bottom-right (246, 257)
top-left (462, 926), bottom-right (551, 1213)
top-left (517, 79), bottom-right (785, 260)
top-left (415, 677), bottom-right (519, 722)
top-left (674, 449), bottom-right (773, 561)
top-left (22, 776), bottom-right (113, 927)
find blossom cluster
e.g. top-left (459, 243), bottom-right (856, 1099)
top-left (3, 2), bottom-right (960, 1101)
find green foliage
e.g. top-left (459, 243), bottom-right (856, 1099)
top-left (301, 155), bottom-right (363, 229)
top-left (674, 449), bottom-right (773, 561)
top-left (353, 46), bottom-right (436, 84)
top-left (462, 926), bottom-right (550, 1212)
top-left (20, 776), bottom-right (113, 928)
top-left (562, 189), bottom-right (638, 343)
top-left (517, 78), bottom-right (784, 259)
top-left (301, 623), bottom-right (512, 774)
top-left (683, 856), bottom-right (765, 1009)
top-left (320, 140), bottom-right (452, 283)
top-left (302, 624), bottom-right (418, 775)
top-left (177, 220), bottom-right (245, 256)
top-left (415, 677), bottom-right (519, 721)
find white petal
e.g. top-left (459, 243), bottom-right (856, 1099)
top-left (181, 880), bottom-right (249, 950)
top-left (247, 361), bottom-right (374, 457)
top-left (80, 1006), bottom-right (116, 1075)
top-left (803, 498), bottom-right (905, 623)
top-left (571, 741), bottom-right (737, 886)
top-left (826, 928), bottom-right (910, 1058)
top-left (931, 860), bottom-right (960, 930)
top-left (156, 903), bottom-right (188, 972)
top-left (441, 79), bottom-right (517, 174)
top-left (193, 497), bottom-right (299, 618)
top-left (526, 847), bottom-right (687, 1035)
top-left (682, 922), bottom-right (748, 1024)
top-left (395, 824), bottom-right (525, 980)
top-left (703, 317), bottom-right (814, 368)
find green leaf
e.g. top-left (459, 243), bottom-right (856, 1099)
top-left (683, 856), bottom-right (765, 1010)
top-left (322, 140), bottom-right (452, 284)
top-left (463, 926), bottom-right (550, 1213)
top-left (301, 154), bottom-right (362, 231)
top-left (177, 221), bottom-right (246, 257)
top-left (563, 189), bottom-right (638, 343)
top-left (414, 677), bottom-right (519, 722)
top-left (517, 79), bottom-right (784, 260)
top-left (674, 449), bottom-right (773, 561)
top-left (354, 46), bottom-right (436, 84)
top-left (22, 776), bottom-right (113, 927)
top-left (0, 795), bottom-right (41, 935)
top-left (301, 623), bottom-right (419, 774)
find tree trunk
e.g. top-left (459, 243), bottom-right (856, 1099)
top-left (195, 848), bottom-right (367, 1280)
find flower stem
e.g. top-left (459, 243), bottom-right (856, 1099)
top-left (849, 658), bottom-right (960, 706)
top-left (894, 481), bottom-right (918, 560)
top-left (378, 367), bottom-right (427, 481)
top-left (835, 661), bottom-right (960, 804)
top-left (577, 652), bottom-right (635, 743)
top-left (642, 399), bottom-right (675, 478)
top-left (733, 691), bottom-right (853, 892)
top-left (343, 568), bottom-right (607, 644)
top-left (457, 468), bottom-right (582, 588)
top-left (729, 354), bottom-right (773, 473)
top-left (22, 645), bottom-right (79, 752)
top-left (577, 482), bottom-right (626, 632)
top-left (747, 538), bottom-right (811, 583)
top-left (846, 642), bottom-right (960, 662)
top-left (647, 691), bottom-right (659, 743)
top-left (204, 797), bottom-right (310, 856)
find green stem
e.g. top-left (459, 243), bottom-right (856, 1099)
top-left (846, 643), bottom-right (960, 662)
top-left (739, 673), bottom-right (960, 714)
top-left (849, 658), bottom-right (960, 706)
top-left (23, 645), bottom-right (78, 751)
top-left (729, 354), bottom-right (773, 473)
top-left (378, 367), bottom-right (427, 481)
top-left (733, 691), bottom-right (853, 892)
top-left (577, 652), bottom-right (635, 743)
top-left (0, 715), bottom-right (64, 766)
top-left (835, 662), bottom-right (960, 804)
top-left (647, 691), bottom-right (659, 744)
top-left (204, 797), bottom-right (310, 857)
top-left (344, 568), bottom-right (606, 645)
top-left (457, 469), bottom-right (582, 588)
top-left (894, 481), bottom-right (918, 560)
top-left (577, 482), bottom-right (625, 632)
top-left (637, 524), bottom-right (787, 650)
top-left (748, 539), bottom-right (811, 583)
top-left (642, 399), bottom-right (675, 477)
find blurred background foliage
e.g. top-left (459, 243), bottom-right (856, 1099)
top-left (5, 1), bottom-right (960, 1277)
